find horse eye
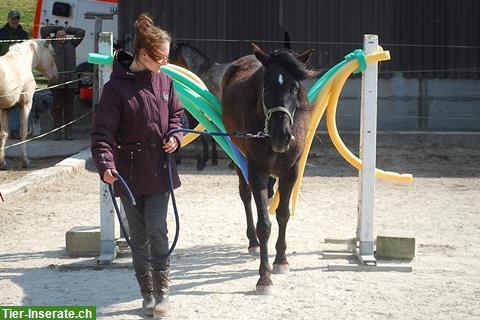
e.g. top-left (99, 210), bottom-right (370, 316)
top-left (293, 86), bottom-right (299, 95)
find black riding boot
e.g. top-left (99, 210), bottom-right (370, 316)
top-left (135, 272), bottom-right (155, 316)
top-left (152, 269), bottom-right (170, 318)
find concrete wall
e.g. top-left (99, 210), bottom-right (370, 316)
top-left (304, 76), bottom-right (480, 132)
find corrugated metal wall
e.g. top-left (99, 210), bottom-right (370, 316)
top-left (118, 0), bottom-right (480, 79)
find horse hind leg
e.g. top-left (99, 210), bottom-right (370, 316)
top-left (210, 137), bottom-right (218, 165)
top-left (195, 136), bottom-right (208, 171)
top-left (19, 103), bottom-right (31, 168)
top-left (201, 135), bottom-right (210, 169)
top-left (0, 109), bottom-right (9, 169)
top-left (272, 166), bottom-right (298, 274)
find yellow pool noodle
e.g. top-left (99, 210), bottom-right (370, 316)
top-left (166, 64), bottom-right (208, 90)
top-left (325, 51), bottom-right (414, 184)
top-left (166, 64), bottom-right (208, 147)
top-left (269, 48), bottom-right (413, 217)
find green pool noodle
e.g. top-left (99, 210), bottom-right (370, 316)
top-left (174, 86), bottom-right (237, 163)
top-left (161, 66), bottom-right (222, 116)
top-left (172, 80), bottom-right (226, 131)
top-left (87, 53), bottom-right (113, 66)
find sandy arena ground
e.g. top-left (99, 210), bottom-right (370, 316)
top-left (0, 136), bottom-right (479, 320)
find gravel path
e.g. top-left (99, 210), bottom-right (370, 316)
top-left (1, 134), bottom-right (480, 320)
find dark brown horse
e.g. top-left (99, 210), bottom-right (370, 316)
top-left (222, 44), bottom-right (320, 294)
top-left (169, 43), bottom-right (232, 170)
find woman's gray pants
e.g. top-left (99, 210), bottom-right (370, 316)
top-left (121, 192), bottom-right (170, 274)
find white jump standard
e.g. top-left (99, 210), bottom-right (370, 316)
top-left (323, 35), bottom-right (413, 272)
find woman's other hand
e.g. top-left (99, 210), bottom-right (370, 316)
top-left (163, 136), bottom-right (178, 153)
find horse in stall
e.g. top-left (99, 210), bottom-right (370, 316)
top-left (221, 44), bottom-right (321, 294)
top-left (0, 39), bottom-right (58, 169)
top-left (169, 43), bottom-right (232, 170)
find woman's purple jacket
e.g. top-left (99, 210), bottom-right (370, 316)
top-left (91, 50), bottom-right (184, 196)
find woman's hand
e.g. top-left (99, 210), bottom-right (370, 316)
top-left (163, 136), bottom-right (178, 153)
top-left (103, 169), bottom-right (118, 184)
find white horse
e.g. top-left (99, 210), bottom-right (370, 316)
top-left (0, 39), bottom-right (58, 169)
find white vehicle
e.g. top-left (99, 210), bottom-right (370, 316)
top-left (33, 0), bottom-right (118, 91)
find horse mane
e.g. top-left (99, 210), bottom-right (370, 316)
top-left (268, 48), bottom-right (319, 81)
top-left (177, 43), bottom-right (210, 61)
top-left (8, 40), bottom-right (29, 53)
top-left (5, 40), bottom-right (37, 68)
top-left (9, 39), bottom-right (38, 51)
top-left (173, 42), bottom-right (212, 74)
top-left (297, 87), bottom-right (311, 111)
top-left (8, 40), bottom-right (44, 67)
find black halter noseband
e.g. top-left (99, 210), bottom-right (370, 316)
top-left (261, 89), bottom-right (296, 136)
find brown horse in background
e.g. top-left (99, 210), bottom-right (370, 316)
top-left (169, 43), bottom-right (233, 170)
top-left (222, 44), bottom-right (321, 294)
top-left (169, 43), bottom-right (231, 99)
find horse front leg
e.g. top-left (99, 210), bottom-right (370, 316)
top-left (19, 102), bottom-right (31, 168)
top-left (249, 167), bottom-right (273, 294)
top-left (0, 109), bottom-right (9, 169)
top-left (235, 166), bottom-right (259, 254)
top-left (272, 163), bottom-right (298, 274)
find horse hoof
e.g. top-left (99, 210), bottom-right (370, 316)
top-left (22, 160), bottom-right (30, 168)
top-left (248, 246), bottom-right (260, 255)
top-left (272, 263), bottom-right (290, 274)
top-left (0, 164), bottom-right (7, 170)
top-left (256, 284), bottom-right (273, 295)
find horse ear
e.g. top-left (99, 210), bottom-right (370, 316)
top-left (252, 43), bottom-right (269, 65)
top-left (297, 48), bottom-right (315, 64)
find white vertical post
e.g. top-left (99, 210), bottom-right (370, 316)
top-left (97, 32), bottom-right (117, 264)
top-left (91, 17), bottom-right (102, 124)
top-left (97, 32), bottom-right (112, 97)
top-left (357, 34), bottom-right (379, 265)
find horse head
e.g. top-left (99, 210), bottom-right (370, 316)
top-left (253, 43), bottom-right (320, 153)
top-left (169, 43), bottom-right (188, 67)
top-left (169, 43), bottom-right (211, 75)
top-left (31, 40), bottom-right (58, 83)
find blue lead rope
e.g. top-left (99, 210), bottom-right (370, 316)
top-left (108, 169), bottom-right (180, 262)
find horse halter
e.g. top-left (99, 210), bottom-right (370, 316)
top-left (261, 89), bottom-right (295, 135)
